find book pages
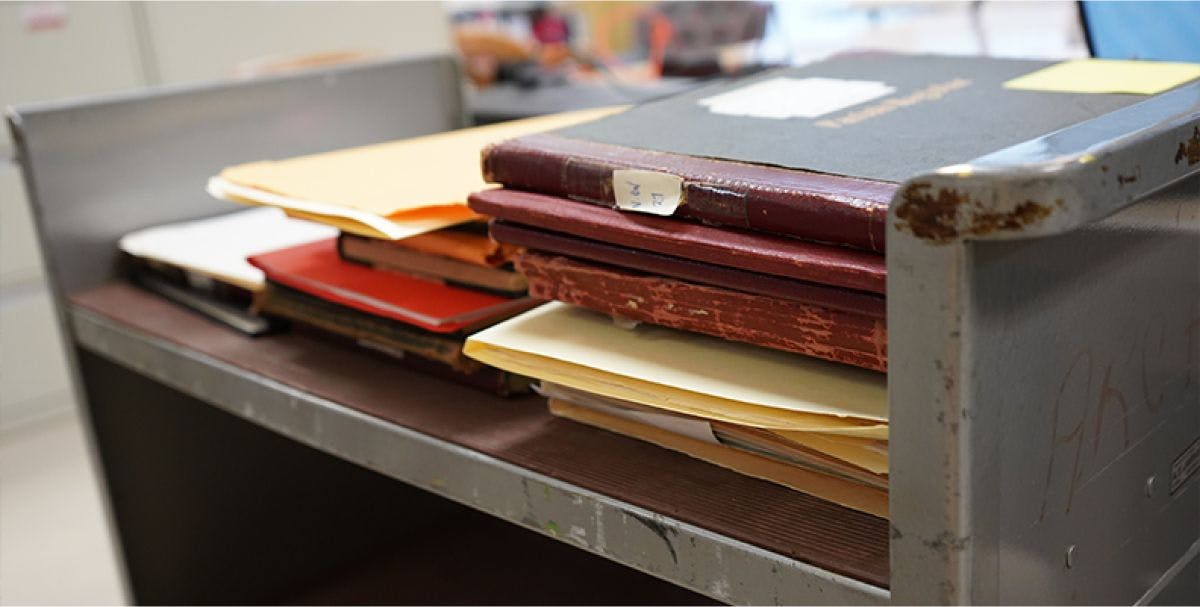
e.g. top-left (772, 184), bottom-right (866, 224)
top-left (465, 302), bottom-right (887, 438)
top-left (212, 106), bottom-right (625, 239)
top-left (118, 207), bottom-right (336, 291)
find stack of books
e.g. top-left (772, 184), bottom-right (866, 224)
top-left (214, 109), bottom-right (623, 394)
top-left (464, 52), bottom-right (1179, 516)
top-left (118, 51), bottom-right (1199, 517)
top-left (123, 108), bottom-right (618, 394)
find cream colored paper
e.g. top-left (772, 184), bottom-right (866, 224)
top-left (1003, 59), bottom-right (1200, 95)
top-left (211, 106), bottom-right (625, 239)
top-left (538, 381), bottom-right (720, 444)
top-left (548, 399), bottom-right (888, 518)
top-left (771, 429), bottom-right (889, 476)
top-left (118, 207), bottom-right (336, 291)
top-left (542, 380), bottom-right (888, 473)
top-left (464, 303), bottom-right (887, 437)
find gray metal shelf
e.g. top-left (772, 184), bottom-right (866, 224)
top-left (11, 54), bottom-right (1199, 604)
top-left (68, 288), bottom-right (889, 605)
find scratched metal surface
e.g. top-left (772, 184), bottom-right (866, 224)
top-left (889, 82), bottom-right (1200, 604)
top-left (892, 81), bottom-right (1200, 245)
top-left (69, 301), bottom-right (889, 606)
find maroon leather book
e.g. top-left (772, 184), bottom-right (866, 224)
top-left (489, 220), bottom-right (883, 317)
top-left (517, 252), bottom-right (888, 372)
top-left (483, 133), bottom-right (892, 251)
top-left (482, 54), bottom-right (1157, 252)
top-left (469, 188), bottom-right (885, 295)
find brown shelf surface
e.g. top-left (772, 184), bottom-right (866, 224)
top-left (70, 282), bottom-right (890, 591)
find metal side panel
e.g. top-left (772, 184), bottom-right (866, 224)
top-left (5, 57), bottom-right (465, 603)
top-left (967, 191), bottom-right (1199, 604)
top-left (69, 304), bottom-right (889, 606)
top-left (889, 81), bottom-right (1200, 604)
top-left (7, 53), bottom-right (464, 296)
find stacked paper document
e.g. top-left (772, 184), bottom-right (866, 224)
top-left (116, 107), bottom-right (620, 391)
top-left (464, 302), bottom-right (888, 516)
top-left (461, 54), bottom-right (1200, 512)
top-left (119, 207), bottom-right (337, 292)
top-left (207, 106), bottom-right (623, 240)
top-left (201, 112), bottom-right (627, 393)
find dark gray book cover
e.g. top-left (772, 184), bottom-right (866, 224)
top-left (484, 53), bottom-right (1177, 250)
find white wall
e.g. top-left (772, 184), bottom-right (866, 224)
top-left (0, 0), bottom-right (452, 429)
top-left (0, 2), bottom-right (147, 154)
top-left (137, 1), bottom-right (451, 84)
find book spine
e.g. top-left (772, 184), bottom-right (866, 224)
top-left (486, 220), bottom-right (886, 314)
top-left (256, 283), bottom-right (476, 372)
top-left (340, 232), bottom-right (528, 295)
top-left (517, 253), bottom-right (888, 372)
top-left (353, 335), bottom-right (532, 397)
top-left (483, 136), bottom-right (893, 253)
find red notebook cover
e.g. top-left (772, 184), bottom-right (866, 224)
top-left (489, 220), bottom-right (884, 317)
top-left (469, 188), bottom-right (885, 294)
top-left (247, 239), bottom-right (534, 334)
top-left (518, 252), bottom-right (887, 372)
top-left (482, 54), bottom-right (1159, 252)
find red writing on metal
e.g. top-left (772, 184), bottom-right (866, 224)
top-left (1039, 315), bottom-right (1199, 520)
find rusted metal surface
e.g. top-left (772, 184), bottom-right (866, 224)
top-left (894, 184), bottom-right (1059, 243)
top-left (893, 82), bottom-right (1200, 246)
top-left (889, 80), bottom-right (1200, 604)
top-left (1178, 126), bottom-right (1200, 166)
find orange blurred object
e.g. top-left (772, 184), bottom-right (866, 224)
top-left (455, 28), bottom-right (535, 87)
top-left (233, 50), bottom-right (379, 79)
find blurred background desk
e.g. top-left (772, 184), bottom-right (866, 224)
top-left (467, 78), bottom-right (700, 124)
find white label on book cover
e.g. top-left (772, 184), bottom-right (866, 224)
top-left (697, 77), bottom-right (896, 120)
top-left (612, 169), bottom-right (684, 216)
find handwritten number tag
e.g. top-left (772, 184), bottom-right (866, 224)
top-left (612, 169), bottom-right (683, 216)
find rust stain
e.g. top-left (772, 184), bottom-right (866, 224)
top-left (894, 183), bottom-right (965, 243)
top-left (970, 200), bottom-right (1053, 235)
top-left (896, 183), bottom-right (1055, 243)
top-left (1176, 126), bottom-right (1200, 166)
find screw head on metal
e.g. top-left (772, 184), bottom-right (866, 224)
top-left (1065, 544), bottom-right (1076, 569)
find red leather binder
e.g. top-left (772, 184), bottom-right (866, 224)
top-left (517, 252), bottom-right (888, 372)
top-left (247, 238), bottom-right (535, 334)
top-left (482, 54), bottom-right (1157, 251)
top-left (489, 220), bottom-right (883, 317)
top-left (469, 188), bottom-right (885, 295)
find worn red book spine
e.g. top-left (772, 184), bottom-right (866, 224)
top-left (517, 252), bottom-right (888, 372)
top-left (482, 134), bottom-right (896, 252)
top-left (469, 188), bottom-right (886, 294)
top-left (488, 220), bottom-right (885, 316)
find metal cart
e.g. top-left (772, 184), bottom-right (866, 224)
top-left (9, 54), bottom-right (1198, 604)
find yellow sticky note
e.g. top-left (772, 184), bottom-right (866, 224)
top-left (1004, 59), bottom-right (1200, 95)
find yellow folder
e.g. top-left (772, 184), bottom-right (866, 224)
top-left (464, 302), bottom-right (888, 439)
top-left (548, 398), bottom-right (889, 518)
top-left (207, 106), bottom-right (625, 240)
top-left (539, 380), bottom-right (889, 476)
